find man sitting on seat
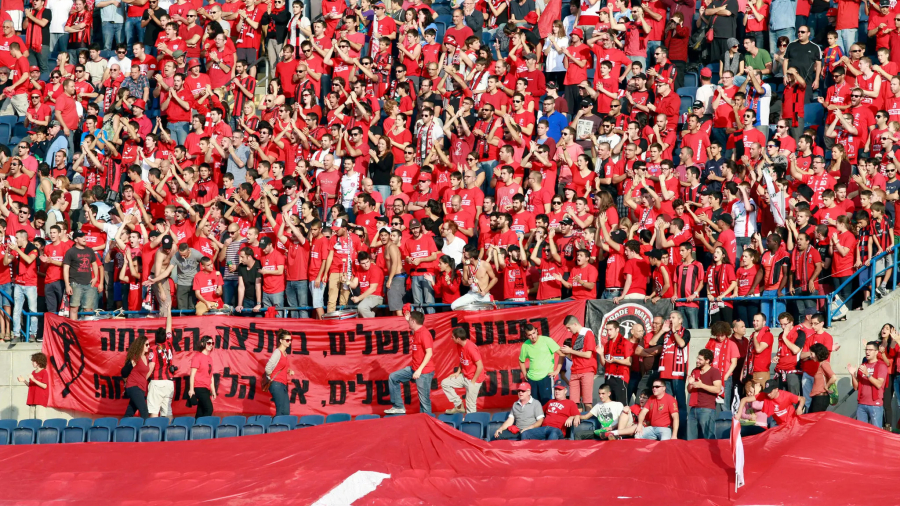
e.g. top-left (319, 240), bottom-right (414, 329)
top-left (493, 382), bottom-right (545, 440)
top-left (574, 384), bottom-right (634, 439)
top-left (522, 381), bottom-right (581, 440)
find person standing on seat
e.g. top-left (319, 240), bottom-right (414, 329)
top-left (147, 314), bottom-right (176, 418)
top-left (121, 336), bottom-right (152, 419)
top-left (386, 310), bottom-right (434, 414)
top-left (266, 329), bottom-right (295, 416)
top-left (189, 335), bottom-right (216, 419)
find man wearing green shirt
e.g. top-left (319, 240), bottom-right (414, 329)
top-left (519, 323), bottom-right (561, 405)
top-left (742, 37), bottom-right (773, 76)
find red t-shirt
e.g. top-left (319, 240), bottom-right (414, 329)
top-left (190, 352), bottom-right (213, 389)
top-left (26, 369), bottom-right (49, 406)
top-left (623, 258), bottom-right (650, 295)
top-left (832, 230), bottom-right (858, 277)
top-left (857, 360), bottom-right (888, 406)
top-left (411, 326), bottom-right (434, 374)
top-left (605, 336), bottom-right (635, 382)
top-left (358, 264), bottom-right (384, 298)
top-left (569, 263), bottom-right (598, 300)
top-left (542, 398), bottom-right (580, 432)
top-left (750, 327), bottom-right (774, 372)
top-left (570, 328), bottom-right (598, 374)
top-left (457, 339), bottom-right (485, 382)
top-left (757, 390), bottom-right (799, 425)
top-left (260, 249), bottom-right (286, 294)
top-left (644, 393), bottom-right (678, 427)
top-left (192, 270), bottom-right (224, 306)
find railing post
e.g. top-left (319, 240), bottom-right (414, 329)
top-left (894, 248), bottom-right (898, 291)
top-left (871, 261), bottom-right (877, 306)
top-left (826, 293), bottom-right (833, 327)
top-left (702, 299), bottom-right (709, 329)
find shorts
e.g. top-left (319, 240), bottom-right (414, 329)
top-left (236, 47), bottom-right (258, 65)
top-left (876, 256), bottom-right (889, 274)
top-left (569, 372), bottom-right (595, 405)
top-left (387, 274), bottom-right (407, 311)
top-left (0, 282), bottom-right (12, 306)
top-left (310, 279), bottom-right (325, 309)
top-left (71, 282), bottom-right (96, 310)
top-left (147, 379), bottom-right (174, 417)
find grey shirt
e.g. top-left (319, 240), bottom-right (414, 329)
top-left (226, 145), bottom-right (251, 185)
top-left (509, 0), bottom-right (535, 24)
top-left (171, 248), bottom-right (204, 286)
top-left (510, 397), bottom-right (544, 431)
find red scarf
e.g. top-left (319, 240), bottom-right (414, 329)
top-left (25, 7), bottom-right (45, 52)
top-left (268, 6), bottom-right (284, 34)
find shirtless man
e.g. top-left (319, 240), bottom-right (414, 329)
top-left (384, 228), bottom-right (406, 316)
top-left (142, 234), bottom-right (177, 317)
top-left (452, 244), bottom-right (498, 309)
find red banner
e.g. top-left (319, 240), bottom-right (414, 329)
top-left (41, 301), bottom-right (585, 416)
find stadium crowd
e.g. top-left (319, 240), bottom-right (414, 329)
top-left (0, 0), bottom-right (896, 343)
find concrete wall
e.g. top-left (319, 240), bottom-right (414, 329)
top-left (1, 293), bottom-right (898, 422)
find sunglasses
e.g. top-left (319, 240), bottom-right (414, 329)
top-left (652, 385), bottom-right (665, 389)
top-left (767, 144), bottom-right (776, 148)
top-left (852, 94), bottom-right (862, 98)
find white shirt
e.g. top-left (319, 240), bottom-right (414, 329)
top-left (588, 401), bottom-right (625, 427)
top-left (47, 0), bottom-right (74, 33)
top-left (441, 236), bottom-right (466, 266)
top-left (109, 55), bottom-right (132, 76)
top-left (543, 36), bottom-right (569, 73)
top-left (695, 84), bottom-right (716, 115)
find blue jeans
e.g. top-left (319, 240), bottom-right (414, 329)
top-left (768, 27), bottom-right (795, 57)
top-left (124, 17), bottom-right (144, 54)
top-left (677, 306), bottom-right (699, 329)
top-left (388, 366), bottom-right (434, 414)
top-left (722, 377), bottom-right (734, 411)
top-left (521, 426), bottom-right (564, 440)
top-left (262, 291), bottom-right (285, 317)
top-left (807, 11), bottom-right (829, 41)
top-left (761, 290), bottom-right (785, 327)
top-left (857, 404), bottom-right (884, 428)
top-left (49, 33), bottom-right (67, 56)
top-left (13, 285), bottom-right (38, 339)
top-left (638, 426), bottom-right (672, 440)
top-left (528, 375), bottom-right (554, 406)
top-left (687, 407), bottom-right (716, 440)
top-left (101, 22), bottom-right (124, 51)
top-left (802, 372), bottom-right (814, 408)
top-left (601, 288), bottom-right (621, 300)
top-left (478, 160), bottom-right (498, 196)
top-left (223, 278), bottom-right (239, 307)
top-left (410, 275), bottom-right (435, 314)
top-left (665, 378), bottom-right (687, 439)
top-left (285, 280), bottom-right (309, 318)
top-left (838, 29), bottom-right (858, 56)
top-left (168, 121), bottom-right (190, 146)
top-left (270, 381), bottom-right (290, 416)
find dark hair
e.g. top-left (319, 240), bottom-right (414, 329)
top-left (698, 348), bottom-right (714, 362)
top-left (409, 310), bottom-right (425, 325)
top-left (710, 321), bottom-right (732, 337)
top-left (452, 327), bottom-right (467, 340)
top-left (31, 352), bottom-right (47, 368)
top-left (125, 336), bottom-right (148, 364)
top-left (810, 342), bottom-right (830, 362)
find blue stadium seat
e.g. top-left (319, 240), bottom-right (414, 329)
top-left (715, 410), bottom-right (734, 439)
top-left (491, 412), bottom-right (510, 423)
top-left (295, 423), bottom-right (315, 429)
top-left (684, 72), bottom-right (699, 88)
top-left (464, 412), bottom-right (490, 435)
top-left (164, 426), bottom-right (188, 442)
top-left (42, 418), bottom-right (67, 431)
top-left (459, 421), bottom-right (483, 439)
top-left (216, 424), bottom-right (239, 438)
top-left (355, 414), bottom-right (380, 421)
top-left (144, 417), bottom-right (168, 438)
top-left (93, 417), bottom-right (118, 432)
top-left (12, 122), bottom-right (27, 140)
top-left (0, 428), bottom-right (9, 445)
top-left (676, 86), bottom-right (697, 98)
top-left (190, 425), bottom-right (213, 440)
top-left (13, 428), bottom-right (35, 445)
top-left (37, 427), bottom-right (60, 444)
top-left (67, 418), bottom-right (92, 431)
top-left (196, 416), bottom-right (220, 430)
top-left (114, 426), bottom-right (137, 442)
top-left (571, 418), bottom-right (599, 440)
top-left (267, 423), bottom-right (290, 434)
top-left (298, 415), bottom-right (322, 426)
top-left (18, 419), bottom-right (42, 432)
top-left (88, 426), bottom-right (112, 442)
top-left (0, 124), bottom-right (11, 147)
top-left (221, 416), bottom-right (246, 429)
top-left (487, 421), bottom-right (504, 442)
top-left (325, 413), bottom-right (351, 424)
top-left (435, 21), bottom-right (446, 43)
top-left (273, 415), bottom-right (298, 429)
top-left (804, 102), bottom-right (825, 130)
top-left (247, 415), bottom-right (272, 430)
top-left (119, 417), bottom-right (144, 430)
top-left (679, 95), bottom-right (693, 116)
top-left (438, 413), bottom-right (462, 429)
top-left (241, 424), bottom-right (265, 436)
top-left (62, 427), bottom-right (86, 443)
top-left (171, 416), bottom-right (195, 430)
top-left (138, 426), bottom-right (161, 443)
top-left (0, 419), bottom-right (17, 439)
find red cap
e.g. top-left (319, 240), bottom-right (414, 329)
top-left (132, 99), bottom-right (147, 110)
top-left (571, 28), bottom-right (584, 40)
top-left (524, 12), bottom-right (538, 24)
top-left (700, 67), bottom-right (712, 78)
top-left (188, 58), bottom-right (200, 69)
top-left (656, 77), bottom-right (670, 86)
top-left (418, 173), bottom-right (432, 182)
top-left (445, 34), bottom-right (457, 46)
top-left (827, 7), bottom-right (837, 16)
top-left (516, 382), bottom-right (531, 391)
top-left (564, 183), bottom-right (577, 192)
top-left (29, 65), bottom-right (39, 72)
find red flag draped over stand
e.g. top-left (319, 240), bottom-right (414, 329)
top-left (538, 0), bottom-right (561, 38)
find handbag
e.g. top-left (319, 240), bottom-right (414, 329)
top-left (262, 375), bottom-right (272, 392)
top-left (706, 15), bottom-right (718, 42)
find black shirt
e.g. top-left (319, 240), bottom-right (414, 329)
top-left (784, 40), bottom-right (822, 82)
top-left (63, 245), bottom-right (95, 285)
top-left (237, 259), bottom-right (262, 301)
top-left (711, 0), bottom-right (739, 39)
top-left (142, 8), bottom-right (168, 48)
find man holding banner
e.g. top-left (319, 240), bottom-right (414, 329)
top-left (386, 311), bottom-right (434, 415)
top-left (519, 323), bottom-right (561, 406)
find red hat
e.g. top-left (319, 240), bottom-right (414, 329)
top-left (29, 65), bottom-right (39, 72)
top-left (564, 183), bottom-right (577, 192)
top-left (132, 99), bottom-right (146, 110)
top-left (571, 27), bottom-right (584, 40)
top-left (445, 34), bottom-right (457, 47)
top-left (188, 58), bottom-right (200, 69)
top-left (516, 382), bottom-right (531, 391)
top-left (700, 67), bottom-right (712, 78)
top-left (827, 7), bottom-right (837, 16)
top-left (524, 11), bottom-right (538, 24)
top-left (418, 172), bottom-right (432, 182)
top-left (656, 77), bottom-right (670, 86)
top-left (30, 91), bottom-right (40, 97)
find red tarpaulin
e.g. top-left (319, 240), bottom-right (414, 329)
top-left (0, 412), bottom-right (895, 505)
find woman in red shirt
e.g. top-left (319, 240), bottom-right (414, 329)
top-left (434, 256), bottom-right (462, 304)
top-left (190, 335), bottom-right (217, 418)
top-left (708, 246), bottom-right (738, 325)
top-left (735, 248), bottom-right (763, 328)
top-left (830, 214), bottom-right (858, 307)
top-left (121, 336), bottom-right (152, 419)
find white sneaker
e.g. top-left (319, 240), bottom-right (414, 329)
top-left (384, 407), bottom-right (406, 414)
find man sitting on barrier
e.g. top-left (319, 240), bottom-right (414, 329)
top-left (451, 245), bottom-right (498, 310)
top-left (493, 382), bottom-right (545, 440)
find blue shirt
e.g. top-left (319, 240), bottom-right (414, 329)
top-left (46, 134), bottom-right (69, 165)
top-left (540, 112), bottom-right (569, 142)
top-left (769, 0), bottom-right (796, 31)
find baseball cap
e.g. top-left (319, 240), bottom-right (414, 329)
top-left (560, 217), bottom-right (574, 226)
top-left (418, 172), bottom-right (432, 182)
top-left (29, 65), bottom-right (39, 72)
top-left (379, 226), bottom-right (391, 234)
top-left (161, 235), bottom-right (174, 250)
top-left (546, 81), bottom-right (558, 89)
top-left (554, 381), bottom-right (567, 390)
top-left (30, 91), bottom-right (41, 97)
top-left (188, 58), bottom-right (200, 69)
top-left (72, 230), bottom-right (86, 239)
top-left (700, 67), bottom-right (712, 78)
top-left (580, 99), bottom-right (595, 109)
top-left (693, 100), bottom-right (705, 109)
top-left (727, 37), bottom-right (739, 48)
top-left (571, 27), bottom-right (584, 39)
top-left (717, 214), bottom-right (733, 226)
top-left (516, 382), bottom-right (531, 391)
top-left (172, 50), bottom-right (186, 59)
top-left (762, 379), bottom-right (779, 394)
top-left (409, 219), bottom-right (422, 228)
top-left (826, 7), bottom-right (837, 16)
top-left (656, 77), bottom-right (671, 87)
top-left (259, 236), bottom-right (272, 249)
top-left (49, 120), bottom-right (61, 128)
top-left (374, 1), bottom-right (385, 6)
top-left (610, 230), bottom-right (627, 245)
top-left (132, 99), bottom-right (146, 110)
